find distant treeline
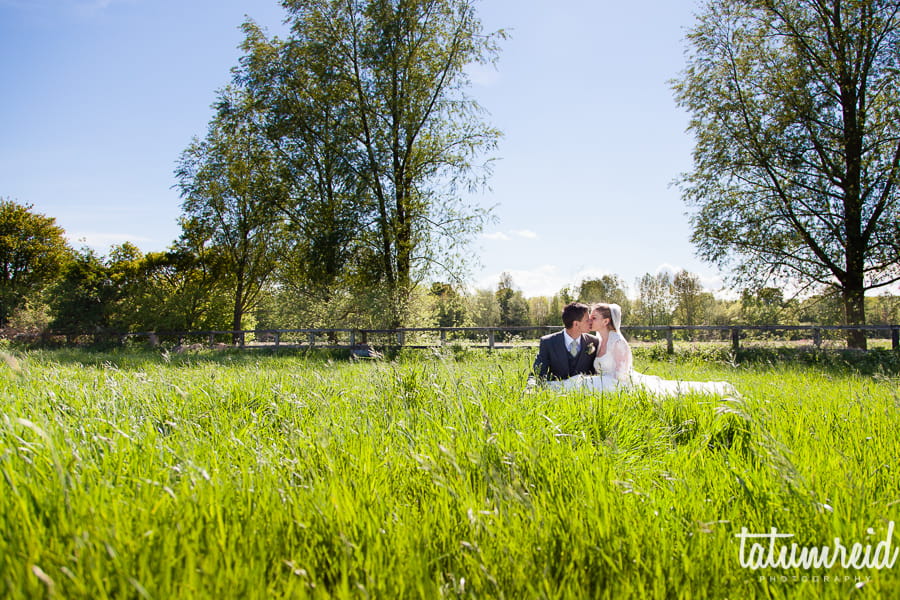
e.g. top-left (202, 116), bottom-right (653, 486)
top-left (2, 200), bottom-right (898, 343)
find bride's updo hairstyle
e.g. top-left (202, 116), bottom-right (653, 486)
top-left (593, 303), bottom-right (625, 337)
top-left (593, 303), bottom-right (615, 331)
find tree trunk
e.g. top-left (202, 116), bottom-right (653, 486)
top-left (232, 275), bottom-right (245, 346)
top-left (842, 283), bottom-right (867, 350)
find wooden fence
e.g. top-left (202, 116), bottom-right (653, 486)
top-left (15, 324), bottom-right (900, 353)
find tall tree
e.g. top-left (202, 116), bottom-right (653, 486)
top-left (176, 88), bottom-right (288, 340)
top-left (672, 269), bottom-right (712, 329)
top-left (236, 0), bottom-right (503, 327)
top-left (578, 275), bottom-right (630, 313)
top-left (469, 287), bottom-right (499, 327)
top-left (674, 0), bottom-right (900, 348)
top-left (634, 271), bottom-right (675, 326)
top-left (238, 20), bottom-right (367, 322)
top-left (0, 199), bottom-right (70, 326)
top-left (429, 281), bottom-right (468, 327)
top-left (495, 272), bottom-right (529, 328)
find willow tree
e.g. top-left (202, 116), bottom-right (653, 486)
top-left (237, 0), bottom-right (502, 327)
top-left (674, 0), bottom-right (900, 348)
top-left (176, 88), bottom-right (288, 339)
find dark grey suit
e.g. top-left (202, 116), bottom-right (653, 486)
top-left (532, 330), bottom-right (599, 381)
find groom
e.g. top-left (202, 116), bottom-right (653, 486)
top-left (531, 302), bottom-right (599, 383)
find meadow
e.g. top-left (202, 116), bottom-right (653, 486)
top-left (1, 346), bottom-right (898, 599)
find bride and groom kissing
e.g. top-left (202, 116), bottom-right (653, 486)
top-left (530, 301), bottom-right (736, 396)
top-left (532, 302), bottom-right (604, 382)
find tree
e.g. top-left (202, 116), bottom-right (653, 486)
top-left (236, 0), bottom-right (503, 327)
top-left (674, 0), bottom-right (900, 348)
top-left (49, 248), bottom-right (117, 335)
top-left (672, 270), bottom-right (714, 333)
top-left (176, 88), bottom-right (288, 340)
top-left (0, 199), bottom-right (70, 326)
top-left (429, 282), bottom-right (468, 327)
top-left (740, 286), bottom-right (790, 325)
top-left (527, 296), bottom-right (555, 326)
top-left (105, 244), bottom-right (233, 333)
top-left (468, 288), bottom-right (499, 327)
top-left (237, 21), bottom-right (369, 326)
top-left (495, 272), bottom-right (529, 328)
top-left (634, 272), bottom-right (675, 326)
top-left (577, 275), bottom-right (630, 313)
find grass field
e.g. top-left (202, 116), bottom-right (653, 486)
top-left (1, 346), bottom-right (898, 598)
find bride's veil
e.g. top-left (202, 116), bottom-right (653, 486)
top-left (609, 303), bottom-right (625, 341)
top-left (607, 303), bottom-right (633, 377)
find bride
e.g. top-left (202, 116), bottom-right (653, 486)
top-left (550, 303), bottom-right (737, 397)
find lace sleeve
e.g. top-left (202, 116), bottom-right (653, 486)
top-left (610, 336), bottom-right (633, 381)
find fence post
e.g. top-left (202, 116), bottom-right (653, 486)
top-left (666, 327), bottom-right (674, 355)
top-left (892, 326), bottom-right (899, 351)
top-left (731, 327), bottom-right (741, 353)
top-left (488, 329), bottom-right (495, 351)
top-left (308, 331), bottom-right (315, 347)
top-left (813, 327), bottom-right (822, 348)
top-left (274, 332), bottom-right (281, 348)
top-left (239, 331), bottom-right (245, 348)
top-left (397, 330), bottom-right (405, 346)
top-left (440, 329), bottom-right (447, 346)
top-left (208, 333), bottom-right (215, 347)
top-left (349, 330), bottom-right (356, 347)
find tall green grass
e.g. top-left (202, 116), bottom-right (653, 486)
top-left (1, 348), bottom-right (898, 598)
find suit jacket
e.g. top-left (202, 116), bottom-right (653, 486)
top-left (532, 330), bottom-right (599, 381)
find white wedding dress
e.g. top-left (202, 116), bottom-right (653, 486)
top-left (551, 331), bottom-right (737, 397)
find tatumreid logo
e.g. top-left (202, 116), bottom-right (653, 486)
top-left (735, 521), bottom-right (898, 570)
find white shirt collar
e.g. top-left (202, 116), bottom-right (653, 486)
top-left (563, 330), bottom-right (580, 348)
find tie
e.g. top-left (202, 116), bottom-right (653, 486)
top-left (569, 339), bottom-right (579, 357)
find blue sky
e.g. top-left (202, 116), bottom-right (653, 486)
top-left (1, 0), bottom-right (724, 298)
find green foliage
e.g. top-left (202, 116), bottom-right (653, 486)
top-left (176, 87), bottom-right (289, 335)
top-left (468, 287), bottom-right (500, 328)
top-left (633, 344), bottom-right (900, 377)
top-left (740, 287), bottom-right (795, 326)
top-left (47, 244), bottom-right (233, 336)
top-left (429, 282), bottom-right (469, 327)
top-left (674, 0), bottom-right (900, 347)
top-left (577, 274), bottom-right (630, 312)
top-left (48, 248), bottom-right (117, 333)
top-left (633, 272), bottom-right (675, 327)
top-left (0, 349), bottom-right (898, 597)
top-left (0, 199), bottom-right (70, 326)
top-left (230, 0), bottom-right (504, 328)
top-left (495, 272), bottom-right (529, 328)
top-left (672, 269), bottom-right (714, 328)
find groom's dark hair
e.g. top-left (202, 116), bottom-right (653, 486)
top-left (562, 302), bottom-right (590, 329)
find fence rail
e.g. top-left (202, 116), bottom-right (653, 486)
top-left (8, 324), bottom-right (900, 353)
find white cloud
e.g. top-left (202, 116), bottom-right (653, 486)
top-left (511, 229), bottom-right (538, 239)
top-left (473, 262), bottom-right (735, 300)
top-left (475, 265), bottom-right (569, 298)
top-left (650, 262), bottom-right (732, 298)
top-left (481, 231), bottom-right (511, 241)
top-left (653, 263), bottom-right (679, 278)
